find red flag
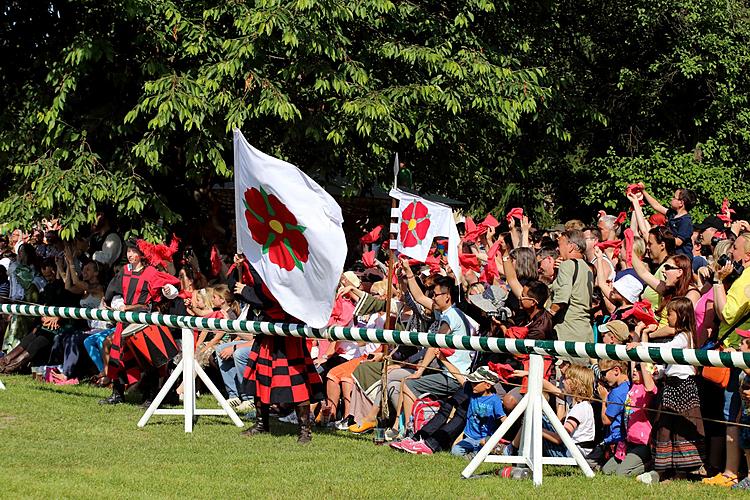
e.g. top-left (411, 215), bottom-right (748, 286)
top-left (625, 183), bottom-right (645, 206)
top-left (464, 217), bottom-right (477, 235)
top-left (488, 362), bottom-right (515, 383)
top-left (464, 214), bottom-right (502, 242)
top-left (459, 253), bottom-right (480, 273)
top-left (595, 240), bottom-right (622, 250)
top-left (505, 208), bottom-right (523, 222)
top-left (480, 239), bottom-right (503, 284)
top-left (615, 211), bottom-right (627, 225)
top-left (718, 199), bottom-right (736, 224)
top-left (360, 225), bottom-right (384, 244)
top-left (621, 300), bottom-right (658, 326)
top-left (362, 250), bottom-right (375, 268)
top-left (623, 228), bottom-right (634, 267)
top-left (210, 245), bottom-right (222, 277)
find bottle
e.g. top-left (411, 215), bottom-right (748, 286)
top-left (497, 466), bottom-right (531, 479)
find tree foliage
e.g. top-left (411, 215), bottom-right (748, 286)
top-left (2, 0), bottom-right (750, 238)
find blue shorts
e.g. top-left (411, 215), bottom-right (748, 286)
top-left (724, 376), bottom-right (742, 423)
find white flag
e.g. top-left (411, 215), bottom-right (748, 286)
top-left (234, 129), bottom-right (347, 328)
top-left (389, 188), bottom-right (460, 281)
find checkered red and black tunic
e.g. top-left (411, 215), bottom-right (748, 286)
top-left (242, 335), bottom-right (324, 405)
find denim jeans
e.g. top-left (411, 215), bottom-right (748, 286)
top-left (215, 341), bottom-right (252, 400)
top-left (451, 436), bottom-right (483, 456)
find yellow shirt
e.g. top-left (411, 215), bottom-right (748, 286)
top-left (642, 263), bottom-right (666, 325)
top-left (719, 266), bottom-right (750, 348)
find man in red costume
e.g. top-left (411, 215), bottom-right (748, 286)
top-left (229, 254), bottom-right (324, 444)
top-left (99, 240), bottom-right (180, 405)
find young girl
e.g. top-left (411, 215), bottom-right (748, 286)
top-left (602, 361), bottom-right (657, 476)
top-left (530, 364), bottom-right (596, 458)
top-left (636, 297), bottom-right (704, 483)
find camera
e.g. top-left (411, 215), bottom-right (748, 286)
top-left (717, 254), bottom-right (731, 268)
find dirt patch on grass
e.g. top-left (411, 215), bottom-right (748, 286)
top-left (0, 413), bottom-right (17, 428)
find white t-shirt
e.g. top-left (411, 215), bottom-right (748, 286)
top-left (565, 401), bottom-right (595, 455)
top-left (646, 332), bottom-right (695, 379)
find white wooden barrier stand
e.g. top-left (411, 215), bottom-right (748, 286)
top-left (137, 328), bottom-right (245, 432)
top-left (0, 379), bottom-right (5, 390)
top-left (462, 354), bottom-right (595, 486)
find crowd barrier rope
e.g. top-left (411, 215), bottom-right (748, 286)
top-left (2, 303), bottom-right (749, 369)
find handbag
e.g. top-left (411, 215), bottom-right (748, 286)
top-left (700, 309), bottom-right (750, 388)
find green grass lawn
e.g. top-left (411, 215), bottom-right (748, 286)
top-left (0, 374), bottom-right (743, 499)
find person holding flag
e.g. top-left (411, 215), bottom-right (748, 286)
top-left (232, 129), bottom-right (346, 444)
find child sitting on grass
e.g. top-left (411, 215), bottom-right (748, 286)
top-left (602, 361), bottom-right (657, 476)
top-left (450, 366), bottom-right (506, 458)
top-left (537, 364), bottom-right (597, 458)
top-left (587, 359), bottom-right (630, 470)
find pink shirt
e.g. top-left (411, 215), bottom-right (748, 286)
top-left (625, 383), bottom-right (657, 446)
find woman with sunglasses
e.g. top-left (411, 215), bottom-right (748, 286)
top-left (631, 251), bottom-right (700, 340)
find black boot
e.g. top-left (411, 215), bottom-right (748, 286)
top-left (296, 403), bottom-right (312, 445)
top-left (241, 401), bottom-right (269, 436)
top-left (99, 380), bottom-right (125, 405)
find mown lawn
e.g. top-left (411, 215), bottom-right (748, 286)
top-left (0, 375), bottom-right (742, 499)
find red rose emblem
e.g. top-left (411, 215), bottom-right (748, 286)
top-left (243, 186), bottom-right (309, 271)
top-left (400, 201), bottom-right (431, 247)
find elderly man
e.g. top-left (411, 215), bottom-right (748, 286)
top-left (550, 230), bottom-right (593, 343)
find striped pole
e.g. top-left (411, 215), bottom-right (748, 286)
top-left (2, 302), bottom-right (749, 369)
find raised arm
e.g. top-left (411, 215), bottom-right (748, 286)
top-left (397, 255), bottom-right (434, 311)
top-left (641, 188), bottom-right (668, 216)
top-left (593, 248), bottom-right (616, 314)
top-left (500, 244), bottom-right (524, 299)
top-left (631, 252), bottom-right (665, 293)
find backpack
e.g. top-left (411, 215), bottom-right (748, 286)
top-left (412, 396), bottom-right (441, 433)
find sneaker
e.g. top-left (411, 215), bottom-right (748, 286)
top-left (348, 421), bottom-right (376, 434)
top-left (384, 428), bottom-right (404, 442)
top-left (235, 400), bottom-right (255, 413)
top-left (226, 397), bottom-right (241, 408)
top-left (401, 439), bottom-right (433, 455)
top-left (389, 438), bottom-right (415, 452)
top-left (702, 472), bottom-right (738, 487)
top-left (732, 477), bottom-right (750, 490)
top-left (334, 418), bottom-right (352, 431)
top-left (279, 412), bottom-right (299, 424)
top-left (636, 471), bottom-right (660, 485)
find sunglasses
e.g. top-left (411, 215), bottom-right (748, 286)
top-left (662, 264), bottom-right (679, 271)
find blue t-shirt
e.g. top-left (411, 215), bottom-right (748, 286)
top-left (603, 380), bottom-right (630, 444)
top-left (692, 255), bottom-right (708, 273)
top-left (666, 209), bottom-right (693, 258)
top-left (464, 393), bottom-right (506, 440)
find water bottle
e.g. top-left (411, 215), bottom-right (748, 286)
top-left (497, 466), bottom-right (531, 479)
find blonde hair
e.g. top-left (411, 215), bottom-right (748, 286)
top-left (564, 219), bottom-right (586, 231)
top-left (633, 236), bottom-right (646, 259)
top-left (209, 284), bottom-right (241, 317)
top-left (564, 365), bottom-right (595, 401)
top-left (598, 358), bottom-right (628, 372)
top-left (370, 280), bottom-right (388, 297)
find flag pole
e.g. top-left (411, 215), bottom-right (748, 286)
top-left (376, 154), bottom-right (399, 441)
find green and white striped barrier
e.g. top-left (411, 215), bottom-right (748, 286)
top-left (2, 302), bottom-right (750, 369)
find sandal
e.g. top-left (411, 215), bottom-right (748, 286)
top-left (702, 472), bottom-right (738, 487)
